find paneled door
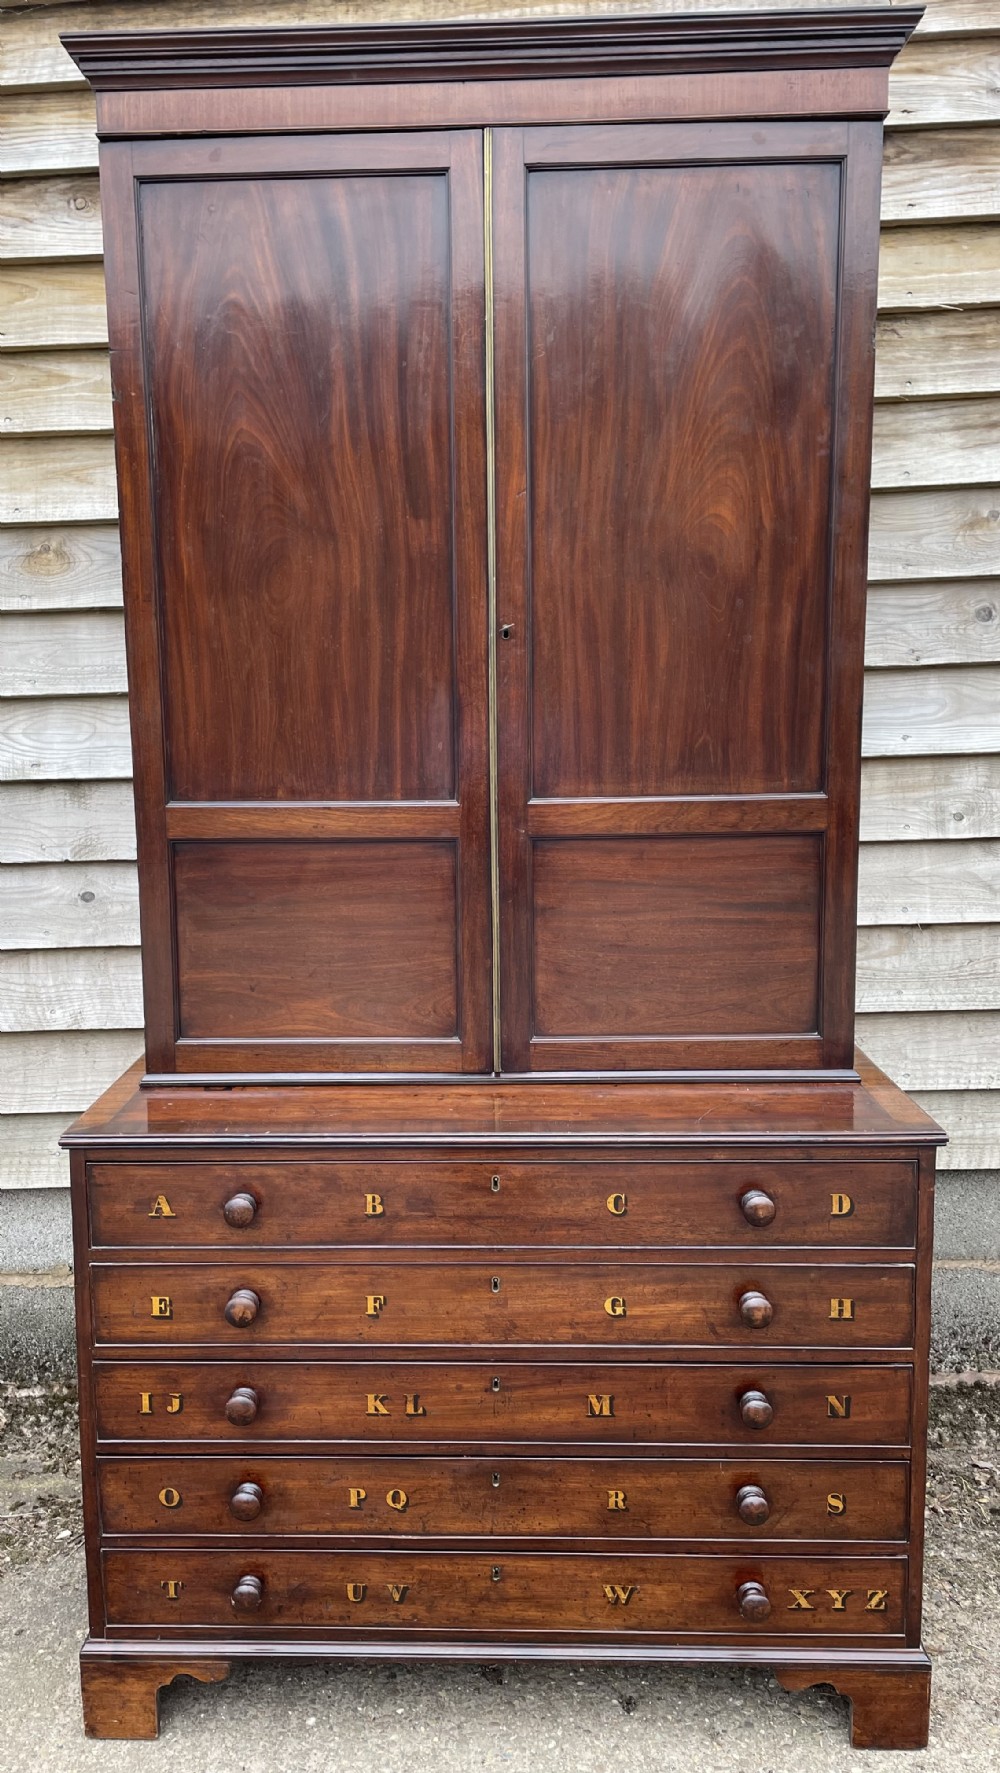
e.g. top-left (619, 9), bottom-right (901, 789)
top-left (103, 131), bottom-right (492, 1075)
top-left (492, 120), bottom-right (882, 1073)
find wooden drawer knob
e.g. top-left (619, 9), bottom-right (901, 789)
top-left (740, 1189), bottom-right (776, 1227)
top-left (229, 1481), bottom-right (264, 1521)
top-left (737, 1580), bottom-right (771, 1621)
top-left (736, 1483), bottom-right (771, 1525)
top-left (224, 1386), bottom-right (259, 1426)
top-left (231, 1573), bottom-right (264, 1611)
top-left (739, 1289), bottom-right (773, 1328)
top-left (739, 1389), bottom-right (773, 1429)
top-left (224, 1288), bottom-right (260, 1328)
top-left (223, 1191), bottom-right (258, 1228)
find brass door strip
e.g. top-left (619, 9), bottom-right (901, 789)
top-left (484, 126), bottom-right (502, 1074)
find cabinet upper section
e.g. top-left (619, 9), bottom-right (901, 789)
top-left (65, 12), bottom-right (921, 1085)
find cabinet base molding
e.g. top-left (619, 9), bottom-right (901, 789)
top-left (776, 1656), bottom-right (932, 1750)
top-left (79, 1641), bottom-right (931, 1745)
top-left (79, 1650), bottom-right (232, 1740)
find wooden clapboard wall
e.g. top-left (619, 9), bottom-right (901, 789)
top-left (1, 0), bottom-right (998, 1187)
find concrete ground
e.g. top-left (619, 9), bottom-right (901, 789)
top-left (1, 1382), bottom-right (998, 1773)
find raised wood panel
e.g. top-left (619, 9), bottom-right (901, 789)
top-left (882, 128), bottom-right (1000, 224)
top-left (868, 488), bottom-right (1000, 581)
top-left (856, 1010), bottom-right (1000, 1089)
top-left (0, 611), bottom-right (126, 695)
top-left (875, 310), bottom-right (1000, 400)
top-left (857, 839), bottom-right (1000, 925)
top-left (871, 398), bottom-right (1000, 490)
top-left (865, 581), bottom-right (1000, 666)
top-left (0, 696), bottom-right (132, 781)
top-left (878, 227), bottom-right (1000, 311)
top-left (888, 35), bottom-right (1000, 127)
top-left (0, 1112), bottom-right (71, 1189)
top-left (860, 756), bottom-right (1000, 841)
top-left (521, 152), bottom-right (837, 800)
top-left (531, 836), bottom-right (822, 1038)
top-left (914, 1089), bottom-right (1000, 1171)
top-left (0, 92), bottom-right (97, 176)
top-left (0, 861), bottom-right (139, 949)
top-left (0, 944), bottom-right (141, 1031)
top-left (141, 166), bottom-right (460, 805)
top-left (0, 1027), bottom-right (142, 1114)
top-left (0, 262), bottom-right (107, 348)
top-left (0, 525), bottom-right (122, 611)
top-left (0, 435), bottom-right (117, 523)
top-left (173, 840), bottom-right (460, 1044)
top-left (0, 350), bottom-right (112, 433)
top-left (862, 665), bottom-right (1000, 756)
top-left (0, 174), bottom-right (102, 260)
top-left (856, 923), bottom-right (1000, 1010)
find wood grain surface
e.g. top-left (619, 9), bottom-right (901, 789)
top-left (88, 1260), bottom-right (916, 1350)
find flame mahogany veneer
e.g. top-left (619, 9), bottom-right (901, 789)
top-left (62, 8), bottom-right (938, 1748)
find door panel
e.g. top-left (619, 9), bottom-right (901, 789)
top-left (531, 836), bottom-right (821, 1040)
top-left (144, 173), bottom-right (459, 805)
top-left (103, 132), bottom-right (491, 1074)
top-left (493, 121), bottom-right (880, 1072)
top-left (525, 159), bottom-right (838, 800)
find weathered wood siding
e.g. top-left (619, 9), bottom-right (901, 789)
top-left (1, 0), bottom-right (998, 1185)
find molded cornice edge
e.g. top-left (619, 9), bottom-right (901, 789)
top-left (62, 8), bottom-right (925, 91)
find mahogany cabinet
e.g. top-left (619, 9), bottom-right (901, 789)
top-left (61, 8), bottom-right (940, 1751)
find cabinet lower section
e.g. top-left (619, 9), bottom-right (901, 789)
top-left (65, 1061), bottom-right (939, 1746)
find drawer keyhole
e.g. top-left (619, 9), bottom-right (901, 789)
top-left (490, 1175), bottom-right (501, 1193)
top-left (491, 1276), bottom-right (501, 1294)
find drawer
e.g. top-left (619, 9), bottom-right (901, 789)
top-left (97, 1454), bottom-right (909, 1541)
top-left (92, 1360), bottom-right (912, 1447)
top-left (102, 1549), bottom-right (907, 1636)
top-left (89, 1261), bottom-right (914, 1348)
top-left (87, 1158), bottom-right (916, 1249)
